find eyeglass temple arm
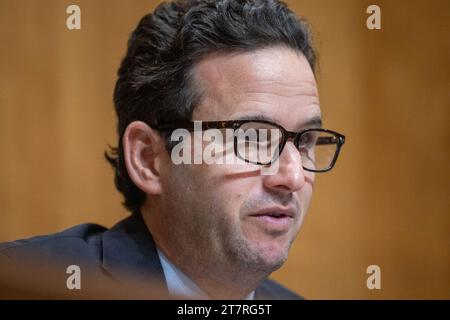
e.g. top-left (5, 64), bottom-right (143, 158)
top-left (316, 136), bottom-right (345, 145)
top-left (155, 121), bottom-right (237, 131)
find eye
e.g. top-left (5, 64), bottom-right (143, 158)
top-left (298, 131), bottom-right (319, 147)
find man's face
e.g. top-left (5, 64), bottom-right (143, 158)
top-left (158, 46), bottom-right (320, 277)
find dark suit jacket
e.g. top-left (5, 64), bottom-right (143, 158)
top-left (0, 213), bottom-right (302, 299)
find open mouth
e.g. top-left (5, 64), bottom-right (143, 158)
top-left (248, 208), bottom-right (295, 233)
top-left (265, 212), bottom-right (290, 218)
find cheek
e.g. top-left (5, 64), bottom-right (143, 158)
top-left (183, 163), bottom-right (239, 201)
top-left (299, 175), bottom-right (315, 212)
top-left (190, 163), bottom-right (257, 217)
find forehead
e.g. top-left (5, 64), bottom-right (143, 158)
top-left (192, 46), bottom-right (321, 130)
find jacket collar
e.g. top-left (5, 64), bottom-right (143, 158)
top-left (101, 212), bottom-right (168, 296)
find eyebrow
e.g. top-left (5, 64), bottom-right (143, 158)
top-left (302, 115), bottom-right (323, 129)
top-left (234, 114), bottom-right (323, 130)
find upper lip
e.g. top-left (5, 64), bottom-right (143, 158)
top-left (248, 206), bottom-right (296, 218)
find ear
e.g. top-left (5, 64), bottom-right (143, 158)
top-left (123, 121), bottom-right (165, 196)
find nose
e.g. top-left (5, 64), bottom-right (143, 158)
top-left (262, 141), bottom-right (307, 193)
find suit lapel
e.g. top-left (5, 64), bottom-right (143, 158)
top-left (101, 213), bottom-right (168, 296)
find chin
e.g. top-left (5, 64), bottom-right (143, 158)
top-left (251, 240), bottom-right (290, 273)
top-left (233, 226), bottom-right (294, 273)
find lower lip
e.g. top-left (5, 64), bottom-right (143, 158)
top-left (249, 215), bottom-right (294, 233)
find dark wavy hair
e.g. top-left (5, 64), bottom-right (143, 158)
top-left (105, 0), bottom-right (316, 214)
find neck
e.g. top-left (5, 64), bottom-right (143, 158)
top-left (188, 274), bottom-right (258, 300)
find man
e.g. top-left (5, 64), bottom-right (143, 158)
top-left (0, 0), bottom-right (345, 299)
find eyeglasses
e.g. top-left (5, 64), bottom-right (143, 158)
top-left (155, 119), bottom-right (345, 172)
